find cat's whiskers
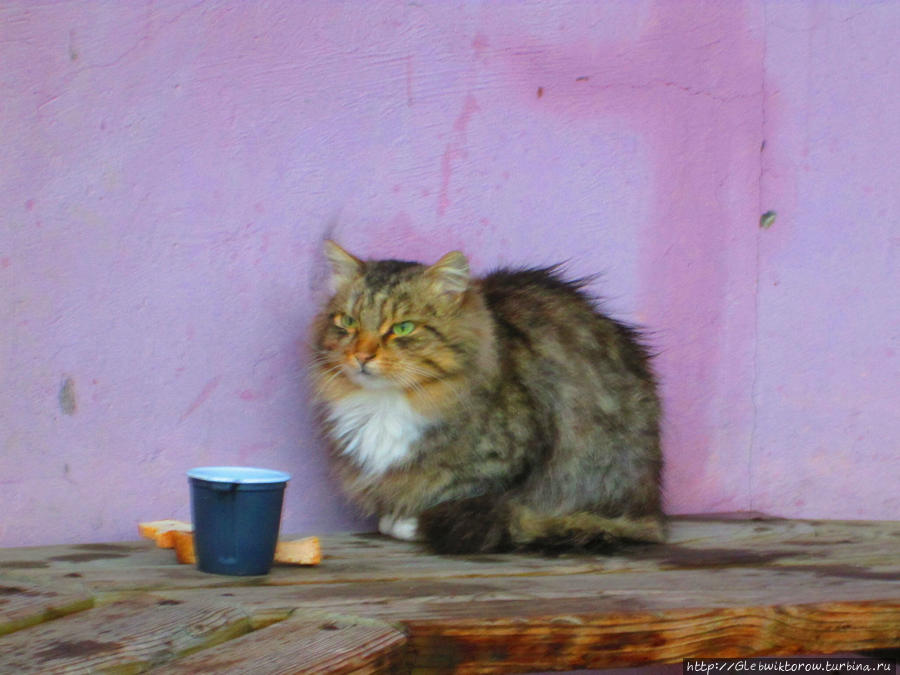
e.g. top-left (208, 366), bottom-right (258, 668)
top-left (393, 363), bottom-right (477, 418)
top-left (305, 354), bottom-right (339, 375)
top-left (312, 362), bottom-right (348, 395)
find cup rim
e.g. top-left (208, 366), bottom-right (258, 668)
top-left (187, 466), bottom-right (291, 484)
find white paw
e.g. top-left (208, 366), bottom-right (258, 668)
top-left (390, 517), bottom-right (420, 541)
top-left (377, 514), bottom-right (395, 536)
top-left (378, 515), bottom-right (420, 541)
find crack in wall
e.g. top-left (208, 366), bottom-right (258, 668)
top-left (72, 1), bottom-right (205, 74)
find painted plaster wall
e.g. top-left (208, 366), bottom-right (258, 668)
top-left (0, 1), bottom-right (896, 547)
top-left (755, 2), bottom-right (900, 518)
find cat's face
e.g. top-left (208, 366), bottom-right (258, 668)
top-left (312, 242), bottom-right (474, 396)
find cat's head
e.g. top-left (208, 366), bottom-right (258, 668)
top-left (312, 241), bottom-right (490, 400)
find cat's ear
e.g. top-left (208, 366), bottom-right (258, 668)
top-left (323, 240), bottom-right (363, 292)
top-left (425, 251), bottom-right (470, 297)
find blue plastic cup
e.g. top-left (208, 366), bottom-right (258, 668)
top-left (187, 466), bottom-right (291, 576)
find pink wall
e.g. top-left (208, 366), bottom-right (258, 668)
top-left (756, 2), bottom-right (900, 517)
top-left (1, 1), bottom-right (897, 547)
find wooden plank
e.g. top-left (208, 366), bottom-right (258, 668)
top-left (0, 535), bottom-right (624, 593)
top-left (0, 517), bottom-right (896, 673)
top-left (0, 580), bottom-right (93, 637)
top-left (155, 613), bottom-right (408, 675)
top-left (0, 541), bottom-right (153, 569)
top-left (0, 594), bottom-right (251, 673)
top-left (152, 566), bottom-right (900, 624)
top-left (150, 566), bottom-right (899, 673)
top-left (1, 518), bottom-right (895, 596)
top-left (404, 601), bottom-right (900, 673)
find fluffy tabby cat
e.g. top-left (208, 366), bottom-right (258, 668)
top-left (311, 241), bottom-right (664, 554)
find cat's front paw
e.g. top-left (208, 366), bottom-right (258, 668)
top-left (378, 514), bottom-right (421, 542)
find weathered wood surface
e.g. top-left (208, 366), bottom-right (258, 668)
top-left (0, 594), bottom-right (250, 673)
top-left (0, 516), bottom-right (896, 673)
top-left (155, 613), bottom-right (408, 675)
top-left (0, 580), bottom-right (92, 637)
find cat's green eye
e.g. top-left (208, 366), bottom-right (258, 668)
top-left (338, 314), bottom-right (357, 329)
top-left (391, 321), bottom-right (415, 337)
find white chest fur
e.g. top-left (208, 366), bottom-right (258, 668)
top-left (326, 389), bottom-right (429, 475)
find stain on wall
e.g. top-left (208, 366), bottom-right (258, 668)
top-left (58, 377), bottom-right (77, 416)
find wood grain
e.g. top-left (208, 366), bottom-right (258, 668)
top-left (405, 601), bottom-right (900, 673)
top-left (0, 594), bottom-right (250, 673)
top-left (155, 613), bottom-right (408, 674)
top-left (0, 516), bottom-right (896, 673)
top-left (0, 580), bottom-right (92, 637)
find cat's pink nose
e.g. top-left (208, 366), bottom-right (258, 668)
top-left (354, 351), bottom-right (375, 368)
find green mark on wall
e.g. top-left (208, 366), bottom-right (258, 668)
top-left (59, 377), bottom-right (77, 415)
top-left (760, 211), bottom-right (777, 229)
top-left (68, 29), bottom-right (78, 62)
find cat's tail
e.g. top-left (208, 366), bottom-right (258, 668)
top-left (418, 495), bottom-right (665, 554)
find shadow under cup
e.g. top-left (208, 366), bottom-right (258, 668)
top-left (187, 466), bottom-right (291, 576)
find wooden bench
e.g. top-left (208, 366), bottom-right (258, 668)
top-left (0, 515), bottom-right (897, 673)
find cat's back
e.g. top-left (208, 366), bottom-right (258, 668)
top-left (478, 266), bottom-right (597, 334)
top-left (479, 265), bottom-right (589, 309)
top-left (477, 265), bottom-right (655, 384)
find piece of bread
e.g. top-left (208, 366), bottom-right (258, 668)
top-left (172, 530), bottom-right (197, 564)
top-left (140, 519), bottom-right (321, 566)
top-left (274, 537), bottom-right (321, 566)
top-left (169, 534), bottom-right (320, 566)
top-left (138, 520), bottom-right (193, 549)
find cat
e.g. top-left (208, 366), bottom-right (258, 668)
top-left (310, 240), bottom-right (664, 554)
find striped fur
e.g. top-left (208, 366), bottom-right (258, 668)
top-left (311, 241), bottom-right (663, 554)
